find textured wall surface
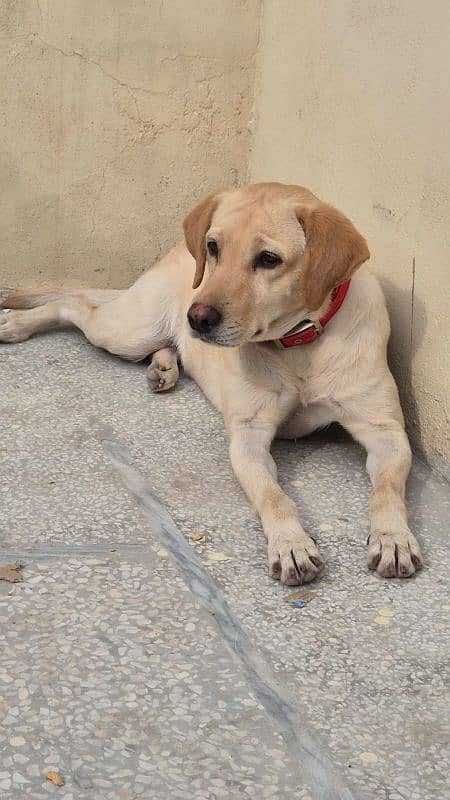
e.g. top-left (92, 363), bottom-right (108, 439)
top-left (250, 0), bottom-right (450, 469)
top-left (0, 0), bottom-right (259, 288)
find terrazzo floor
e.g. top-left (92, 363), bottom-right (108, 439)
top-left (0, 331), bottom-right (449, 800)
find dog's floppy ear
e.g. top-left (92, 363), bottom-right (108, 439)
top-left (295, 199), bottom-right (370, 310)
top-left (183, 192), bottom-right (221, 289)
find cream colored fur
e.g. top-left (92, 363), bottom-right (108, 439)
top-left (0, 183), bottom-right (422, 585)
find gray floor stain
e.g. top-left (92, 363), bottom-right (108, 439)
top-left (103, 438), bottom-right (357, 800)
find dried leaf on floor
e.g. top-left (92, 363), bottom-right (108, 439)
top-left (0, 564), bottom-right (23, 583)
top-left (45, 771), bottom-right (65, 787)
top-left (283, 589), bottom-right (314, 606)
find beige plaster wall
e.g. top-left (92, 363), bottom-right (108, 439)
top-left (0, 0), bottom-right (260, 288)
top-left (2, 0), bottom-right (448, 468)
top-left (250, 0), bottom-right (450, 469)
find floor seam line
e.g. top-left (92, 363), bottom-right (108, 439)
top-left (0, 544), bottom-right (149, 560)
top-left (102, 437), bottom-right (361, 800)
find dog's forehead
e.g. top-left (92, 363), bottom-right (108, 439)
top-left (211, 189), bottom-right (300, 242)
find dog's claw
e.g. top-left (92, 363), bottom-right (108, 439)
top-left (367, 530), bottom-right (423, 578)
top-left (268, 532), bottom-right (323, 585)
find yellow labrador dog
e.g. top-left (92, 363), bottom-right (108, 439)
top-left (0, 182), bottom-right (423, 585)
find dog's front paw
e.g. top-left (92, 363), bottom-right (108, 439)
top-left (268, 531), bottom-right (324, 585)
top-left (367, 528), bottom-right (423, 578)
top-left (146, 359), bottom-right (179, 393)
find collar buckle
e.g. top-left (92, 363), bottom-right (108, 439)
top-left (293, 319), bottom-right (324, 337)
top-left (276, 318), bottom-right (323, 348)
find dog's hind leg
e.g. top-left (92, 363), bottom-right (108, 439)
top-left (0, 301), bottom-right (74, 343)
top-left (0, 287), bottom-right (125, 344)
top-left (0, 287), bottom-right (122, 310)
top-left (0, 289), bottom-right (172, 362)
top-left (1, 244), bottom-right (190, 359)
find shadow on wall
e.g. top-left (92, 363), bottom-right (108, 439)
top-left (381, 276), bottom-right (427, 457)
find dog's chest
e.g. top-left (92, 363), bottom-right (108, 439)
top-left (281, 342), bottom-right (349, 407)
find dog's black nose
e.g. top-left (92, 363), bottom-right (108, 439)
top-left (187, 303), bottom-right (222, 334)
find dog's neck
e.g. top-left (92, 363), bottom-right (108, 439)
top-left (264, 280), bottom-right (351, 349)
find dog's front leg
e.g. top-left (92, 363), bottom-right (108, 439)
top-left (344, 416), bottom-right (423, 577)
top-left (228, 416), bottom-right (323, 585)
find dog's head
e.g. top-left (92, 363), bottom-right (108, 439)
top-left (184, 182), bottom-right (369, 346)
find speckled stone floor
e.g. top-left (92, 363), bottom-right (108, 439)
top-left (0, 332), bottom-right (449, 800)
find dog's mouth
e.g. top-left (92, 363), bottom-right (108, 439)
top-left (191, 330), bottom-right (241, 347)
top-left (249, 310), bottom-right (311, 343)
top-left (189, 326), bottom-right (242, 348)
top-left (190, 318), bottom-right (301, 347)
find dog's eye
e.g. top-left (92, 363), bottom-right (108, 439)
top-left (255, 251), bottom-right (282, 269)
top-left (207, 240), bottom-right (219, 258)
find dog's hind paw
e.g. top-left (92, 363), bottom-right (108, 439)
top-left (0, 289), bottom-right (15, 308)
top-left (0, 309), bottom-right (32, 343)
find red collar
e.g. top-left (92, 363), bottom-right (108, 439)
top-left (271, 280), bottom-right (351, 348)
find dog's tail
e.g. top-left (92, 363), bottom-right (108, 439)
top-left (0, 287), bottom-right (122, 309)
